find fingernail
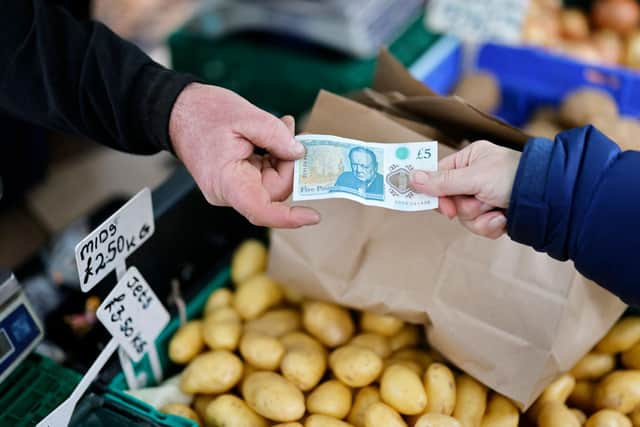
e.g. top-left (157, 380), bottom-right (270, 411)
top-left (304, 210), bottom-right (321, 224)
top-left (489, 215), bottom-right (507, 229)
top-left (411, 171), bottom-right (429, 185)
top-left (291, 139), bottom-right (305, 156)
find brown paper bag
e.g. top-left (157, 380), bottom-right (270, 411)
top-left (268, 52), bottom-right (626, 409)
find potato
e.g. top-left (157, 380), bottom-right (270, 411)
top-left (350, 333), bottom-right (392, 358)
top-left (305, 415), bottom-right (353, 427)
top-left (365, 402), bottom-right (408, 427)
top-left (453, 374), bottom-right (488, 427)
top-left (202, 315), bottom-right (242, 351)
top-left (274, 424), bottom-right (304, 427)
top-left (522, 120), bottom-right (563, 140)
top-left (303, 301), bottom-right (355, 347)
top-left (361, 311), bottom-right (404, 337)
top-left (530, 373), bottom-right (576, 419)
top-left (192, 394), bottom-right (216, 421)
top-left (380, 364), bottom-right (427, 415)
top-left (239, 331), bottom-right (285, 371)
top-left (169, 320), bottom-right (205, 364)
top-left (390, 349), bottom-right (435, 369)
top-left (389, 325), bottom-right (422, 352)
top-left (571, 408), bottom-right (587, 425)
top-left (206, 306), bottom-right (241, 323)
top-left (597, 318), bottom-right (640, 354)
top-left (281, 331), bottom-right (325, 353)
top-left (451, 72), bottom-right (501, 114)
top-left (233, 274), bottom-right (283, 320)
top-left (539, 373), bottom-right (577, 404)
top-left (329, 345), bottom-right (383, 387)
top-left (180, 350), bottom-right (243, 394)
top-left (280, 331), bottom-right (327, 391)
top-left (245, 309), bottom-right (301, 338)
top-left (423, 363), bottom-right (456, 415)
top-left (571, 353), bottom-right (616, 380)
top-left (479, 394), bottom-right (519, 427)
top-left (594, 370), bottom-right (640, 413)
top-left (242, 372), bottom-right (305, 422)
top-left (413, 413), bottom-right (462, 427)
top-left (231, 239), bottom-right (267, 285)
top-left (160, 403), bottom-right (202, 426)
top-left (385, 358), bottom-right (424, 377)
top-left (205, 394), bottom-right (268, 427)
top-left (204, 288), bottom-right (233, 315)
top-left (537, 402), bottom-right (581, 427)
top-left (629, 406), bottom-right (640, 426)
top-left (568, 381), bottom-right (596, 412)
top-left (348, 386), bottom-right (381, 427)
top-left (306, 380), bottom-right (352, 419)
top-left (622, 342), bottom-right (640, 369)
top-left (585, 409), bottom-right (632, 427)
top-left (560, 89), bottom-right (618, 128)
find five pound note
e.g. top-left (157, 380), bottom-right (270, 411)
top-left (293, 135), bottom-right (438, 212)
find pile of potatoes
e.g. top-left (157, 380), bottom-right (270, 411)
top-left (159, 239), bottom-right (640, 427)
top-left (528, 315), bottom-right (640, 427)
top-left (159, 239), bottom-right (520, 427)
top-left (523, 87), bottom-right (640, 151)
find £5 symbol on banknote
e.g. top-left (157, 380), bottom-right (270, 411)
top-left (293, 135), bottom-right (438, 211)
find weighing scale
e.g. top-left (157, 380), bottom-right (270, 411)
top-left (0, 269), bottom-right (44, 384)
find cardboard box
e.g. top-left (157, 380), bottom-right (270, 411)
top-left (269, 51), bottom-right (626, 408)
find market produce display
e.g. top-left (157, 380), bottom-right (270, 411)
top-left (523, 0), bottom-right (640, 69)
top-left (160, 240), bottom-right (640, 427)
top-left (520, 87), bottom-right (640, 150)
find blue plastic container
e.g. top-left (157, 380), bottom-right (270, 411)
top-left (411, 35), bottom-right (463, 95)
top-left (477, 43), bottom-right (640, 126)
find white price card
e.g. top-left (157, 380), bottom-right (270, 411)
top-left (75, 188), bottom-right (154, 292)
top-left (96, 267), bottom-right (169, 362)
top-left (426, 0), bottom-right (528, 44)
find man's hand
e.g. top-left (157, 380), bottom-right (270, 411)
top-left (410, 141), bottom-right (521, 239)
top-left (169, 83), bottom-right (320, 228)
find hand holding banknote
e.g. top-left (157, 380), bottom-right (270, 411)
top-left (410, 140), bottom-right (521, 239)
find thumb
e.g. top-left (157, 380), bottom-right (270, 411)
top-left (239, 107), bottom-right (305, 160)
top-left (410, 168), bottom-right (477, 197)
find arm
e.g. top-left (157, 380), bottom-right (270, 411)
top-left (410, 126), bottom-right (640, 304)
top-left (0, 0), bottom-right (194, 153)
top-left (1, 0), bottom-right (320, 228)
top-left (508, 126), bottom-right (640, 303)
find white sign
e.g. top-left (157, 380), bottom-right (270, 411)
top-left (426, 0), bottom-right (528, 43)
top-left (75, 188), bottom-right (154, 292)
top-left (96, 267), bottom-right (169, 362)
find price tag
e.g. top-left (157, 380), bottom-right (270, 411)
top-left (75, 188), bottom-right (154, 292)
top-left (425, 0), bottom-right (528, 43)
top-left (96, 266), bottom-right (169, 362)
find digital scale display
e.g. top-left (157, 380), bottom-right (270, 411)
top-left (0, 271), bottom-right (44, 383)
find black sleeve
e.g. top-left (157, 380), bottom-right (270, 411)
top-left (0, 0), bottom-right (197, 154)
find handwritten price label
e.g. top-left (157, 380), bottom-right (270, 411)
top-left (426, 0), bottom-right (528, 43)
top-left (75, 188), bottom-right (154, 292)
top-left (96, 267), bottom-right (169, 362)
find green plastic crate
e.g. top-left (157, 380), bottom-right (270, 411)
top-left (0, 354), bottom-right (81, 427)
top-left (169, 14), bottom-right (440, 117)
top-left (70, 389), bottom-right (195, 427)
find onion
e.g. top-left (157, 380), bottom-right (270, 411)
top-left (625, 30), bottom-right (640, 68)
top-left (592, 0), bottom-right (640, 36)
top-left (593, 30), bottom-right (624, 64)
top-left (560, 8), bottom-right (590, 40)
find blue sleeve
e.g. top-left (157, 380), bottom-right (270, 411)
top-left (507, 125), bottom-right (640, 305)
